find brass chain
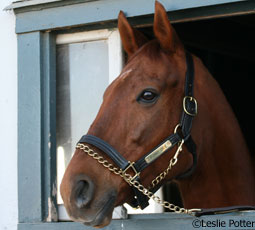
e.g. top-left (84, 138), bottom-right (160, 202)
top-left (76, 142), bottom-right (200, 215)
top-left (149, 139), bottom-right (184, 188)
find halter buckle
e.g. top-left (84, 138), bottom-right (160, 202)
top-left (183, 96), bottom-right (198, 116)
top-left (123, 161), bottom-right (140, 184)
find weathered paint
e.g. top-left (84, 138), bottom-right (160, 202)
top-left (40, 32), bottom-right (58, 222)
top-left (47, 197), bottom-right (57, 222)
top-left (18, 31), bottom-right (57, 223)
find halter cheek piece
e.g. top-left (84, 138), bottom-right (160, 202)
top-left (78, 52), bottom-right (198, 209)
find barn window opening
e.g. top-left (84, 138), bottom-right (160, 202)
top-left (55, 13), bottom-right (255, 218)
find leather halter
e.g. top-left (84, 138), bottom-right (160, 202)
top-left (78, 52), bottom-right (198, 209)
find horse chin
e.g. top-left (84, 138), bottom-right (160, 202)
top-left (81, 195), bottom-right (116, 228)
top-left (83, 215), bottom-right (112, 228)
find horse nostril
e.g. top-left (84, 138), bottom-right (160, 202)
top-left (75, 179), bottom-right (93, 209)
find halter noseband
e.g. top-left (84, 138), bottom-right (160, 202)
top-left (78, 52), bottom-right (198, 209)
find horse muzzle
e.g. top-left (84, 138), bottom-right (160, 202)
top-left (61, 173), bottom-right (117, 228)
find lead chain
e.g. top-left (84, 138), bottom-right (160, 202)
top-left (76, 143), bottom-right (200, 215)
top-left (150, 139), bottom-right (184, 189)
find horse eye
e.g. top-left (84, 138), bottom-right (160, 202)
top-left (142, 91), bottom-right (156, 100)
top-left (137, 89), bottom-right (159, 104)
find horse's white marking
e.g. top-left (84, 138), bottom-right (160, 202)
top-left (119, 69), bottom-right (133, 80)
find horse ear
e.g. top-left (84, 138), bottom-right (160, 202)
top-left (118, 11), bottom-right (148, 57)
top-left (154, 1), bottom-right (179, 53)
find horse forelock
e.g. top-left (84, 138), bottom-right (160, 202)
top-left (127, 39), bottom-right (163, 63)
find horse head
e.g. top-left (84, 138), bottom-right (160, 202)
top-left (60, 1), bottom-right (199, 227)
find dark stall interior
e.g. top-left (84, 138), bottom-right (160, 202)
top-left (138, 13), bottom-right (255, 209)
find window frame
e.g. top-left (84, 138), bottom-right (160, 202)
top-left (55, 28), bottom-right (127, 220)
top-left (56, 29), bottom-right (123, 84)
top-left (15, 0), bottom-right (255, 229)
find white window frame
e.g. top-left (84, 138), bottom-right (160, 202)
top-left (56, 29), bottom-right (123, 84)
top-left (56, 29), bottom-right (126, 220)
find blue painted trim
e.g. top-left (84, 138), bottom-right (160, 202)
top-left (18, 32), bottom-right (43, 222)
top-left (14, 0), bottom-right (248, 34)
top-left (18, 31), bottom-right (57, 223)
top-left (41, 32), bottom-right (57, 222)
top-left (18, 212), bottom-right (255, 230)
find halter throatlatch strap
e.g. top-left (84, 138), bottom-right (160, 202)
top-left (78, 51), bottom-right (198, 210)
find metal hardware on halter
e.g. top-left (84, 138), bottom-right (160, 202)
top-left (174, 123), bottom-right (182, 135)
top-left (145, 140), bottom-right (172, 164)
top-left (183, 96), bottom-right (198, 116)
top-left (172, 139), bottom-right (184, 166)
top-left (122, 161), bottom-right (140, 184)
top-left (149, 138), bottom-right (184, 188)
top-left (76, 142), bottom-right (201, 215)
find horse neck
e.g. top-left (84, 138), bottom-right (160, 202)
top-left (177, 56), bottom-right (255, 209)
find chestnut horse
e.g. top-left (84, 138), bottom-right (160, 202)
top-left (61, 1), bottom-right (255, 228)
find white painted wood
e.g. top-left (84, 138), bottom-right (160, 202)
top-left (58, 204), bottom-right (128, 221)
top-left (56, 28), bottom-right (123, 83)
top-left (108, 29), bottom-right (124, 83)
top-left (56, 29), bottom-right (112, 45)
top-left (0, 1), bottom-right (18, 230)
top-left (124, 189), bottom-right (164, 214)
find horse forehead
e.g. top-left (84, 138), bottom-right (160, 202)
top-left (104, 53), bottom-right (174, 98)
top-left (114, 60), bottom-right (169, 89)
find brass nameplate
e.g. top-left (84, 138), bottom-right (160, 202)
top-left (145, 140), bottom-right (172, 164)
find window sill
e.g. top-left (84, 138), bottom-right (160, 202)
top-left (18, 211), bottom-right (255, 230)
